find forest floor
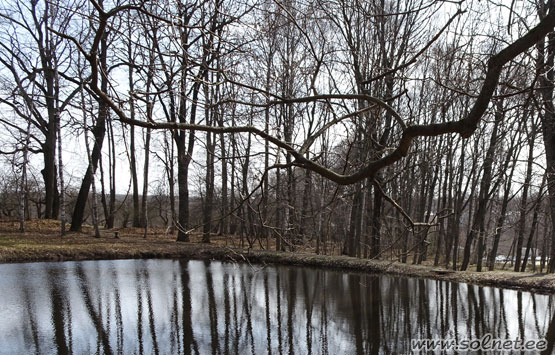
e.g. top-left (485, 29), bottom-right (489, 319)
top-left (1, 219), bottom-right (555, 294)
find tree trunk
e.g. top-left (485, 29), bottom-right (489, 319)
top-left (19, 120), bottom-right (31, 233)
top-left (70, 31), bottom-right (108, 232)
top-left (344, 183), bottom-right (362, 257)
top-left (175, 77), bottom-right (200, 241)
top-left (40, 2), bottom-right (59, 220)
top-left (140, 127), bottom-right (151, 229)
top-left (461, 101), bottom-right (502, 271)
top-left (107, 119), bottom-right (116, 229)
top-left (537, 21), bottom-right (555, 273)
top-left (514, 119), bottom-right (536, 271)
top-left (202, 81), bottom-right (215, 243)
top-left (219, 118), bottom-right (228, 236)
top-left (175, 140), bottom-right (191, 241)
top-left (129, 95), bottom-right (140, 227)
top-left (370, 181), bottom-right (383, 259)
top-left (434, 159), bottom-right (449, 266)
top-left (521, 174), bottom-right (546, 272)
top-left (55, 89), bottom-right (66, 236)
top-left (202, 129), bottom-right (215, 244)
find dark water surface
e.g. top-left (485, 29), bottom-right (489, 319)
top-left (1, 259), bottom-right (554, 354)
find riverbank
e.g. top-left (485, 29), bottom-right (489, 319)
top-left (2, 220), bottom-right (555, 294)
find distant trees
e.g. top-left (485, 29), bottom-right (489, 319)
top-left (3, 0), bottom-right (555, 272)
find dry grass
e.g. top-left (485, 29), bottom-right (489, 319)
top-left (1, 219), bottom-right (555, 294)
top-left (0, 219), bottom-right (339, 262)
top-left (0, 219), bottom-right (214, 262)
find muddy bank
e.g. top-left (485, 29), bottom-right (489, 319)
top-left (1, 233), bottom-right (555, 294)
top-left (212, 248), bottom-right (555, 295)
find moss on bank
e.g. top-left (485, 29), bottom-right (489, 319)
top-left (1, 220), bottom-right (555, 294)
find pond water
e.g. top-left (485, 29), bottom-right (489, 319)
top-left (0, 259), bottom-right (554, 354)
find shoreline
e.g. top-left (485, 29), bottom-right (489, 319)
top-left (2, 236), bottom-right (555, 294)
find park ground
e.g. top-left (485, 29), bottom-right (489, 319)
top-left (1, 219), bottom-right (555, 294)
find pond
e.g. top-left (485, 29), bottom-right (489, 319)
top-left (0, 259), bottom-right (553, 354)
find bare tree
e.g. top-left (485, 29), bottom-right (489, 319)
top-left (0, 0), bottom-right (81, 219)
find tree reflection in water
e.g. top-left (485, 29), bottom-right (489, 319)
top-left (0, 259), bottom-right (553, 354)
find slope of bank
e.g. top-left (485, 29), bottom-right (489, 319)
top-left (1, 220), bottom-right (555, 294)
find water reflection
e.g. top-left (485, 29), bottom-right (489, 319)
top-left (0, 259), bottom-right (553, 354)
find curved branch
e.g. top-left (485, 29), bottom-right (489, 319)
top-left (88, 1), bottom-right (555, 186)
top-left (362, 8), bottom-right (465, 84)
top-left (373, 179), bottom-right (435, 229)
top-left (222, 93), bottom-right (407, 130)
top-left (299, 105), bottom-right (375, 155)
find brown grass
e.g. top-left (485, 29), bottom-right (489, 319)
top-left (0, 219), bottom-right (241, 262)
top-left (1, 219), bottom-right (555, 294)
